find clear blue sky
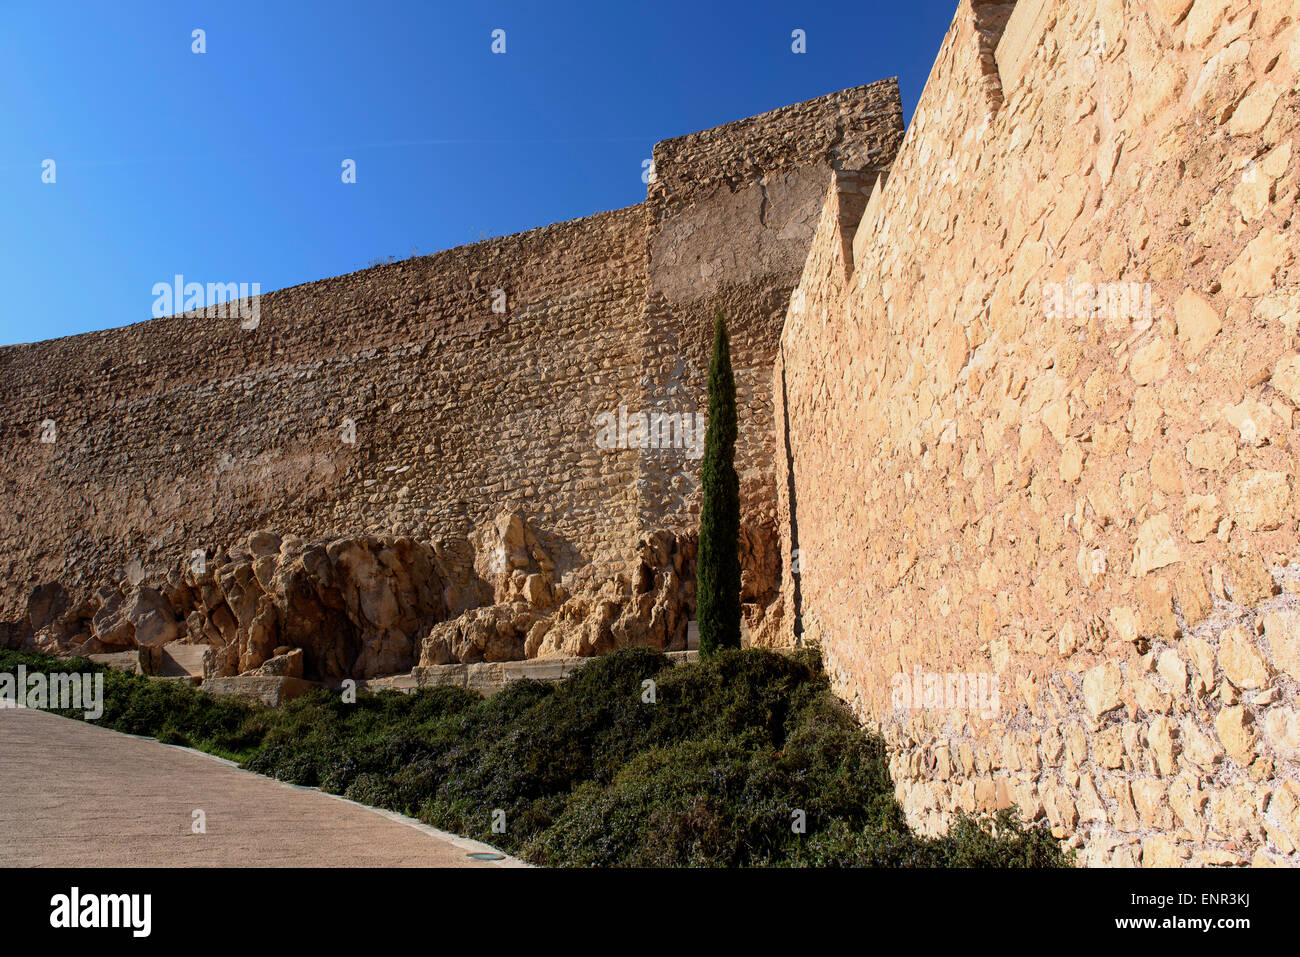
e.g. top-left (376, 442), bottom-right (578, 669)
top-left (0, 0), bottom-right (959, 346)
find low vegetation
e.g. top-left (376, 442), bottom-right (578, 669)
top-left (1, 646), bottom-right (1070, 867)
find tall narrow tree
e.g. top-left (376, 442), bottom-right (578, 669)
top-left (696, 310), bottom-right (741, 656)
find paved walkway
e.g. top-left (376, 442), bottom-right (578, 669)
top-left (0, 708), bottom-right (524, 867)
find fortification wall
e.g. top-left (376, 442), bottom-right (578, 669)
top-left (777, 0), bottom-right (1300, 865)
top-left (0, 207), bottom-right (648, 623)
top-left (638, 79), bottom-right (905, 639)
top-left (0, 81), bottom-right (904, 662)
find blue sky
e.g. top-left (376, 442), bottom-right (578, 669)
top-left (0, 0), bottom-right (959, 346)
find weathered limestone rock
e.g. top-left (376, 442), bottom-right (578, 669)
top-left (122, 587), bottom-right (181, 649)
top-left (422, 604), bottom-right (532, 664)
top-left (20, 532), bottom-right (456, 681)
top-left (421, 524), bottom-right (706, 666)
top-left (1215, 706), bottom-right (1258, 766)
top-left (1262, 610), bottom-right (1300, 681)
top-left (1083, 661), bottom-right (1124, 720)
top-left (250, 648), bottom-right (304, 679)
top-left (1217, 625), bottom-right (1271, 690)
top-left (1132, 516), bottom-right (1180, 578)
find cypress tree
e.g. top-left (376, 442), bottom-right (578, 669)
top-left (696, 310), bottom-right (741, 656)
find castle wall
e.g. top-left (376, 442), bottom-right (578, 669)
top-left (0, 81), bottom-right (904, 638)
top-left (637, 80), bottom-right (905, 635)
top-left (777, 0), bottom-right (1300, 865)
top-left (639, 82), bottom-right (903, 536)
top-left (0, 208), bottom-right (649, 622)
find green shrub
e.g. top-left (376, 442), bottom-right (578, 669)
top-left (0, 647), bottom-right (1072, 868)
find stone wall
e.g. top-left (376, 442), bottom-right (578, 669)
top-left (777, 0), bottom-right (1300, 865)
top-left (0, 81), bottom-right (903, 667)
top-left (637, 79), bottom-right (904, 532)
top-left (639, 79), bottom-right (905, 641)
top-left (0, 207), bottom-right (648, 623)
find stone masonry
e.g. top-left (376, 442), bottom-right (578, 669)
top-left (0, 81), bottom-right (903, 678)
top-left (776, 0), bottom-right (1300, 866)
top-left (4, 0), bottom-right (1296, 868)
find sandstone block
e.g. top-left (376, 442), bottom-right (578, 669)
top-left (1262, 708), bottom-right (1300, 758)
top-left (1147, 717), bottom-right (1180, 776)
top-left (1217, 625), bottom-right (1271, 690)
top-left (1169, 775), bottom-right (1208, 840)
top-left (1185, 0), bottom-right (1234, 48)
top-left (1183, 495), bottom-right (1221, 543)
top-left (1131, 337), bottom-right (1172, 385)
top-left (1228, 82), bottom-right (1282, 137)
top-left (1270, 353), bottom-right (1300, 406)
top-left (1133, 780), bottom-right (1174, 829)
top-left (1151, 0), bottom-right (1194, 27)
top-left (1225, 470), bottom-right (1291, 531)
top-left (1266, 781), bottom-right (1300, 854)
top-left (1174, 290), bottom-right (1220, 356)
top-left (1174, 566), bottom-right (1213, 630)
top-left (1157, 649), bottom-right (1188, 693)
top-left (1181, 720), bottom-right (1224, 770)
top-left (1132, 515), bottom-right (1181, 577)
top-left (203, 676), bottom-right (314, 707)
top-left (1083, 661), bottom-right (1124, 720)
top-left (1225, 549), bottom-right (1277, 605)
top-left (1262, 610), bottom-right (1300, 681)
top-left (1134, 677), bottom-right (1173, 717)
top-left (1214, 705), bottom-right (1258, 765)
top-left (1096, 726), bottom-right (1125, 769)
top-left (1185, 430), bottom-right (1235, 471)
top-left (1222, 227), bottom-right (1288, 297)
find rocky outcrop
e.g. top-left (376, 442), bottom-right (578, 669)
top-left (21, 530), bottom-right (448, 682)
top-left (18, 509), bottom-right (785, 681)
top-left (418, 521), bottom-right (696, 665)
top-left (412, 515), bottom-right (792, 665)
top-left (189, 531), bottom-right (447, 680)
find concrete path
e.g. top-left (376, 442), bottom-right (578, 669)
top-left (0, 708), bottom-right (524, 867)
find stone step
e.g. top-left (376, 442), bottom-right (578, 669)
top-left (161, 641), bottom-right (206, 679)
top-left (407, 650), bottom-right (700, 696)
top-left (87, 650), bottom-right (143, 675)
top-left (203, 676), bottom-right (317, 707)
